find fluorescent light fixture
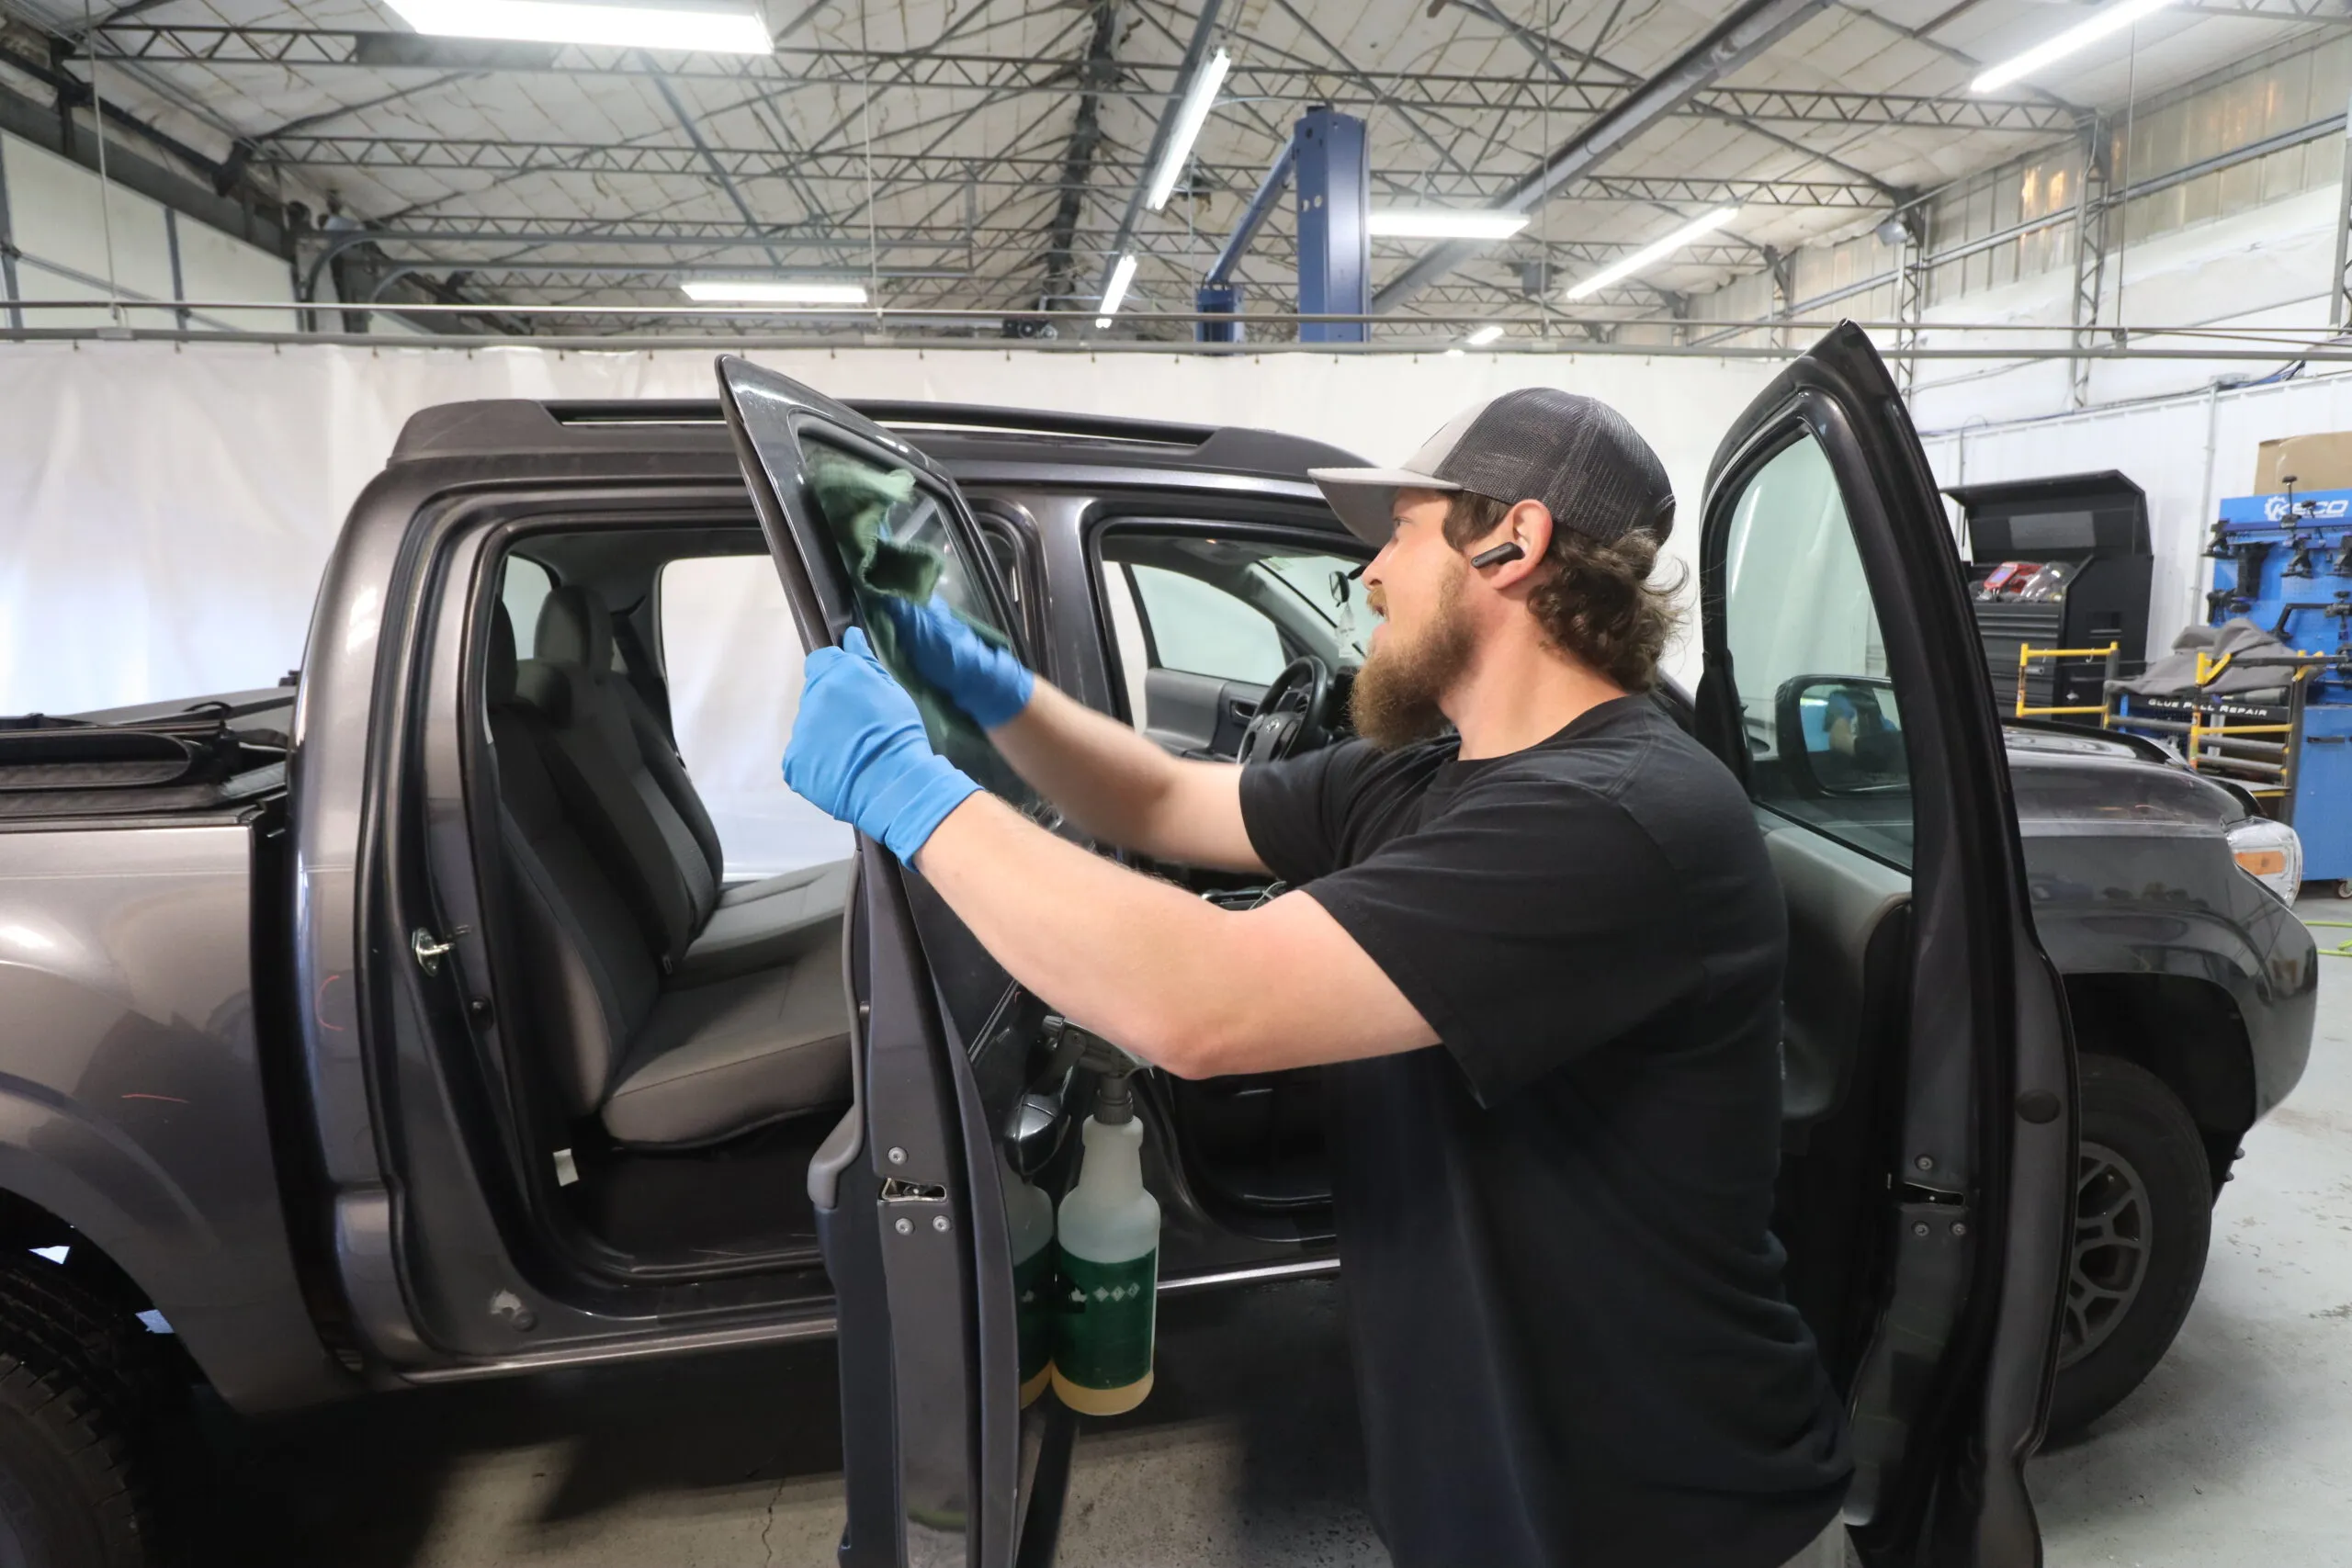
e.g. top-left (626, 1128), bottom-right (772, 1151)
top-left (1463, 324), bottom-right (1506, 347)
top-left (1970, 0), bottom-right (2175, 94)
top-left (1563, 207), bottom-right (1739, 301)
top-left (385, 0), bottom-right (774, 54)
top-left (1368, 209), bottom-right (1531, 241)
top-left (681, 279), bottom-right (867, 305)
top-left (1095, 253), bottom-right (1138, 329)
top-left (1145, 48), bottom-right (1233, 212)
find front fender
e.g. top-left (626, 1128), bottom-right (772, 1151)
top-left (2020, 827), bottom-right (2317, 1120)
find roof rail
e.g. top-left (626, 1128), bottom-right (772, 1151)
top-left (541, 398), bottom-right (1218, 447)
top-left (543, 400), bottom-right (725, 425)
top-left (845, 402), bottom-right (1217, 446)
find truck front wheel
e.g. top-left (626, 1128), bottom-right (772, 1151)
top-left (0, 1257), bottom-right (177, 1566)
top-left (2047, 1055), bottom-right (2213, 1437)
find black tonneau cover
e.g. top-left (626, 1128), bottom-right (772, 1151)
top-left (0, 712), bottom-right (288, 818)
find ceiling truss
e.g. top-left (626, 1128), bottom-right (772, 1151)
top-left (0, 2), bottom-right (2318, 341)
top-left (75, 27), bottom-right (2080, 131)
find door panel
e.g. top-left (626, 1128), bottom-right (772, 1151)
top-left (717, 355), bottom-right (1035, 1567)
top-left (1699, 325), bottom-right (2070, 1567)
top-left (1137, 666), bottom-right (1262, 758)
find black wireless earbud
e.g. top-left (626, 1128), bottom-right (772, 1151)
top-left (1468, 540), bottom-right (1526, 569)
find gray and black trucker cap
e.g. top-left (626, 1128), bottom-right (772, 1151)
top-left (1307, 388), bottom-right (1675, 549)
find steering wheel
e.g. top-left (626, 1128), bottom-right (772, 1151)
top-left (1236, 655), bottom-right (1332, 764)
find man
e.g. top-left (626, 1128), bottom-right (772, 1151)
top-left (782, 389), bottom-right (1852, 1568)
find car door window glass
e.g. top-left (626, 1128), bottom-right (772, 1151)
top-left (1719, 433), bottom-right (1914, 868)
top-left (659, 553), bottom-right (855, 880)
top-left (798, 436), bottom-right (1039, 816)
top-left (1128, 565), bottom-right (1287, 682)
top-left (500, 555), bottom-right (552, 658)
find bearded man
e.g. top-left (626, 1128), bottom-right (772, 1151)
top-left (779, 389), bottom-right (1852, 1568)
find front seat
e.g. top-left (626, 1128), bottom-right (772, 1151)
top-left (487, 604), bottom-right (854, 1147)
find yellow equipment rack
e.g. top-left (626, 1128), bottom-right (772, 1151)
top-left (2013, 642), bottom-right (2120, 724)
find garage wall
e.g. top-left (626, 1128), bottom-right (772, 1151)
top-left (0, 130), bottom-right (298, 334)
top-left (1918, 366), bottom-right (2352, 650)
top-left (0, 341), bottom-right (1778, 716)
top-left (1690, 32), bottom-right (2352, 428)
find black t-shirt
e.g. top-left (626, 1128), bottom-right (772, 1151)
top-left (1239, 695), bottom-right (1850, 1568)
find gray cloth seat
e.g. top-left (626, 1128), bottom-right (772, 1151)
top-left (520, 587), bottom-right (842, 987)
top-left (487, 604), bottom-right (852, 1148)
top-left (604, 930), bottom-right (854, 1145)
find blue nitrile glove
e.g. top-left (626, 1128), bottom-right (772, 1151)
top-left (881, 594), bottom-right (1035, 728)
top-left (784, 628), bottom-right (983, 863)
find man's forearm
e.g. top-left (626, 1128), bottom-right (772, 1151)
top-left (911, 792), bottom-right (1433, 1077)
top-left (989, 684), bottom-right (1263, 873)
top-left (988, 683), bottom-right (1179, 842)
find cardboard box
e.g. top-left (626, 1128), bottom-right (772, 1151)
top-left (2255, 432), bottom-right (2352, 493)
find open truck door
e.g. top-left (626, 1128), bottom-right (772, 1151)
top-left (715, 355), bottom-right (1065, 1567)
top-left (1694, 323), bottom-right (2073, 1565)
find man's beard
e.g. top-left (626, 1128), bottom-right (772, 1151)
top-left (1349, 555), bottom-right (1474, 750)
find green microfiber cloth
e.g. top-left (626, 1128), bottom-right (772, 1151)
top-left (808, 446), bottom-right (943, 604)
top-left (804, 446), bottom-right (1021, 789)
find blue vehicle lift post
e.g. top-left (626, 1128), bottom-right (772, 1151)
top-left (1196, 107), bottom-right (1369, 344)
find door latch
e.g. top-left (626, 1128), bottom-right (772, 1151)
top-left (411, 926), bottom-right (470, 976)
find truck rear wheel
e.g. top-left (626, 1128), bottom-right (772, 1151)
top-left (0, 1257), bottom-right (177, 1567)
top-left (2047, 1055), bottom-right (2212, 1437)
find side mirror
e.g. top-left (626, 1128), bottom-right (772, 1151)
top-left (1772, 674), bottom-right (1910, 797)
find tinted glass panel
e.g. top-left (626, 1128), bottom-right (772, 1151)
top-left (799, 437), bottom-right (1042, 817)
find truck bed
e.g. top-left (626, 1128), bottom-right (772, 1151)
top-left (2, 689), bottom-right (293, 822)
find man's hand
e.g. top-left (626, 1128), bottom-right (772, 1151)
top-left (783, 628), bottom-right (981, 863)
top-left (880, 593), bottom-right (1261, 874)
top-left (883, 594), bottom-right (1035, 728)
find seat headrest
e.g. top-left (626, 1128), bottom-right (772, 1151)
top-left (514, 659), bottom-right (582, 725)
top-left (537, 586), bottom-right (615, 669)
top-left (488, 604), bottom-right (519, 705)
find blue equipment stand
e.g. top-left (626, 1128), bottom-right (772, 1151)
top-left (2141, 488), bottom-right (2352, 892)
top-left (1195, 107), bottom-right (1370, 344)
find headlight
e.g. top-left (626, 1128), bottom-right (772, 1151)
top-left (2226, 816), bottom-right (2303, 904)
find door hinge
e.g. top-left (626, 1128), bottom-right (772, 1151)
top-left (411, 925), bottom-right (470, 976)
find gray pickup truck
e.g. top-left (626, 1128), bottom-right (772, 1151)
top-left (0, 326), bottom-right (2316, 1568)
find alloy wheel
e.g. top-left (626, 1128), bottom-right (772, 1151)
top-left (2061, 1139), bottom-right (2153, 1368)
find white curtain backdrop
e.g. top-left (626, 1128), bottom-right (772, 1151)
top-left (0, 340), bottom-right (1779, 716)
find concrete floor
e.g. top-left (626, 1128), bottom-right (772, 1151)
top-left (200, 904), bottom-right (2352, 1567)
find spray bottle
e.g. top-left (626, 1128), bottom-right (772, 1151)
top-left (1050, 1043), bottom-right (1159, 1416)
top-left (1002, 1151), bottom-right (1057, 1407)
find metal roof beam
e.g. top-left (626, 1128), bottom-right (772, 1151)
top-left (1094, 0), bottom-right (1226, 311)
top-left (643, 64), bottom-right (787, 268)
top-left (2172, 0), bottom-right (2352, 21)
top-left (74, 28), bottom-right (2072, 129)
top-left (1031, 0), bottom-right (1121, 313)
top-left (243, 135), bottom-right (1888, 208)
top-left (1372, 0), bottom-right (1834, 313)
